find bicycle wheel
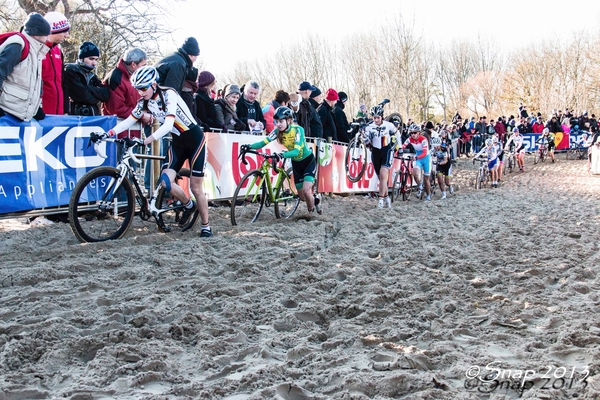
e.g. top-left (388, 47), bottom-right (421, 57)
top-left (566, 149), bottom-right (574, 160)
top-left (401, 172), bottom-right (412, 201)
top-left (541, 149), bottom-right (546, 162)
top-left (390, 170), bottom-right (401, 203)
top-left (274, 168), bottom-right (300, 219)
top-left (533, 150), bottom-right (539, 164)
top-left (475, 170), bottom-right (483, 189)
top-left (155, 168), bottom-right (198, 233)
top-left (345, 136), bottom-right (367, 182)
top-left (69, 166), bottom-right (135, 243)
top-left (231, 169), bottom-right (266, 225)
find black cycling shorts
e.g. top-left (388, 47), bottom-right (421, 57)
top-left (166, 125), bottom-right (206, 177)
top-left (371, 144), bottom-right (394, 176)
top-left (292, 153), bottom-right (316, 188)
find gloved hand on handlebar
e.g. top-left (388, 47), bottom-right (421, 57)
top-left (240, 144), bottom-right (250, 153)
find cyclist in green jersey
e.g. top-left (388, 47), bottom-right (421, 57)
top-left (242, 106), bottom-right (321, 214)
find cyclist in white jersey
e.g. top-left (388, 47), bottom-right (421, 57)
top-left (363, 104), bottom-right (399, 208)
top-left (108, 66), bottom-right (212, 237)
top-left (475, 138), bottom-right (500, 187)
top-left (504, 127), bottom-right (526, 172)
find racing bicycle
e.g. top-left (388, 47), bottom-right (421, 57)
top-left (566, 142), bottom-right (588, 160)
top-left (68, 133), bottom-right (198, 243)
top-left (390, 151), bottom-right (415, 202)
top-left (230, 148), bottom-right (300, 225)
top-left (473, 156), bottom-right (490, 189)
top-left (504, 151), bottom-right (516, 173)
top-left (533, 140), bottom-right (548, 164)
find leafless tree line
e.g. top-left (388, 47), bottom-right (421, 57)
top-left (226, 20), bottom-right (600, 123)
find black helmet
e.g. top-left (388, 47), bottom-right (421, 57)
top-left (274, 106), bottom-right (293, 120)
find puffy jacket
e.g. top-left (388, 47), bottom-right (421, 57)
top-left (155, 50), bottom-right (193, 94)
top-left (0, 32), bottom-right (49, 121)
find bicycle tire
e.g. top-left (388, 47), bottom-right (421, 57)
top-left (390, 170), bottom-right (401, 202)
top-left (533, 151), bottom-right (539, 164)
top-left (566, 149), bottom-right (573, 160)
top-left (345, 136), bottom-right (367, 182)
top-left (475, 170), bottom-right (483, 189)
top-left (401, 172), bottom-right (412, 201)
top-left (68, 166), bottom-right (135, 243)
top-left (155, 168), bottom-right (198, 233)
top-left (274, 168), bottom-right (300, 219)
top-left (541, 149), bottom-right (546, 162)
top-left (231, 169), bottom-right (266, 226)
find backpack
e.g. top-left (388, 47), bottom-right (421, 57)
top-left (0, 32), bottom-right (30, 62)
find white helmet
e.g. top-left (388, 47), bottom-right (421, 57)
top-left (485, 138), bottom-right (493, 146)
top-left (431, 137), bottom-right (442, 146)
top-left (492, 136), bottom-right (498, 144)
top-left (512, 127), bottom-right (519, 133)
top-left (131, 66), bottom-right (158, 89)
top-left (542, 128), bottom-right (549, 134)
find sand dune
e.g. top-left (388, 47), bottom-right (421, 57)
top-left (1, 154), bottom-right (599, 399)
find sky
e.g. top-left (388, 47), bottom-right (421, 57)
top-left (169, 0), bottom-right (600, 76)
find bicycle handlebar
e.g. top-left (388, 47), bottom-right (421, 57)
top-left (239, 148), bottom-right (283, 171)
top-left (89, 132), bottom-right (144, 162)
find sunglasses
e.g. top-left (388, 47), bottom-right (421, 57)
top-left (138, 85), bottom-right (152, 92)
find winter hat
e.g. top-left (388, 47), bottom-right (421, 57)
top-left (44, 11), bottom-right (70, 34)
top-left (78, 41), bottom-right (100, 59)
top-left (23, 12), bottom-right (51, 36)
top-left (180, 37), bottom-right (200, 56)
top-left (309, 87), bottom-right (322, 98)
top-left (197, 71), bottom-right (215, 87)
top-left (325, 88), bottom-right (339, 102)
top-left (337, 91), bottom-right (348, 102)
top-left (225, 84), bottom-right (241, 98)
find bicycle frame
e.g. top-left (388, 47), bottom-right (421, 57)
top-left (238, 151), bottom-right (294, 205)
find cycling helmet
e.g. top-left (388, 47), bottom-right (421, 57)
top-left (431, 137), bottom-right (442, 146)
top-left (370, 105), bottom-right (384, 117)
top-left (273, 106), bottom-right (294, 120)
top-left (542, 128), bottom-right (549, 134)
top-left (131, 66), bottom-right (158, 89)
top-left (512, 127), bottom-right (519, 133)
top-left (581, 133), bottom-right (588, 138)
top-left (492, 136), bottom-right (499, 144)
top-left (485, 138), bottom-right (493, 146)
top-left (408, 123), bottom-right (421, 132)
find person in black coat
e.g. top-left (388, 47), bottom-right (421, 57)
top-left (194, 70), bottom-right (220, 131)
top-left (333, 91), bottom-right (350, 143)
top-left (293, 81), bottom-right (322, 138)
top-left (155, 37), bottom-right (199, 111)
top-left (64, 41), bottom-right (109, 116)
top-left (236, 80), bottom-right (266, 132)
top-left (317, 88), bottom-right (339, 142)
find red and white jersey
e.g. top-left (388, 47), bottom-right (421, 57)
top-left (403, 134), bottom-right (429, 159)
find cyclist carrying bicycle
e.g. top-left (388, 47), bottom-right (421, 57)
top-left (242, 106), bottom-right (321, 214)
top-left (432, 137), bottom-right (452, 198)
top-left (536, 128), bottom-right (556, 163)
top-left (402, 124), bottom-right (432, 200)
top-left (474, 138), bottom-right (500, 188)
top-left (363, 104), bottom-right (398, 208)
top-left (504, 127), bottom-right (526, 172)
top-left (107, 66), bottom-right (213, 237)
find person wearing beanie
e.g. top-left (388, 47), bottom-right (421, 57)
top-left (41, 11), bottom-right (70, 115)
top-left (333, 90), bottom-right (351, 143)
top-left (64, 41), bottom-right (109, 116)
top-left (316, 88), bottom-right (338, 142)
top-left (155, 36), bottom-right (199, 99)
top-left (308, 86), bottom-right (322, 110)
top-left (0, 13), bottom-right (50, 121)
top-left (194, 70), bottom-right (220, 131)
top-left (214, 84), bottom-right (245, 132)
top-left (296, 81), bottom-right (322, 138)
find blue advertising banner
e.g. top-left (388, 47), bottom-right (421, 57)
top-left (0, 114), bottom-right (117, 214)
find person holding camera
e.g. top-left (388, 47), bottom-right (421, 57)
top-left (64, 41), bottom-right (109, 116)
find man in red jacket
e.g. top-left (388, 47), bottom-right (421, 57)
top-left (42, 11), bottom-right (69, 115)
top-left (102, 48), bottom-right (152, 138)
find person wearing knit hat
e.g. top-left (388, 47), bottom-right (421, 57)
top-left (316, 88), bottom-right (338, 142)
top-left (0, 13), bottom-right (50, 121)
top-left (308, 86), bottom-right (322, 111)
top-left (41, 11), bottom-right (70, 114)
top-left (64, 41), bottom-right (109, 116)
top-left (333, 91), bottom-right (351, 143)
top-left (194, 71), bottom-right (219, 130)
top-left (215, 84), bottom-right (245, 131)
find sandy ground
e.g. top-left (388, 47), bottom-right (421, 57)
top-left (1, 153), bottom-right (599, 400)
